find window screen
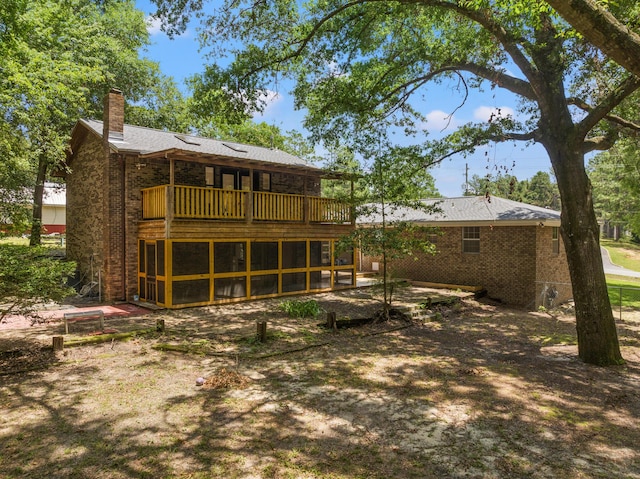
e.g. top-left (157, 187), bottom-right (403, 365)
top-left (139, 240), bottom-right (145, 273)
top-left (310, 241), bottom-right (331, 267)
top-left (335, 247), bottom-right (354, 266)
top-left (172, 242), bottom-right (210, 276)
top-left (310, 270), bottom-right (331, 290)
top-left (172, 279), bottom-right (210, 305)
top-left (214, 242), bottom-right (246, 273)
top-left (282, 272), bottom-right (307, 292)
top-left (214, 277), bottom-right (247, 299)
top-left (334, 270), bottom-right (354, 287)
top-left (157, 241), bottom-right (165, 276)
top-left (251, 242), bottom-right (278, 271)
top-left (251, 274), bottom-right (278, 297)
top-left (282, 241), bottom-right (306, 269)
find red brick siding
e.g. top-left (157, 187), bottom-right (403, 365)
top-left (361, 225), bottom-right (571, 307)
top-left (535, 226), bottom-right (572, 306)
top-left (66, 134), bottom-right (106, 294)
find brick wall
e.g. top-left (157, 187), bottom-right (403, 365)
top-left (66, 134), bottom-right (106, 294)
top-left (360, 225), bottom-right (571, 307)
top-left (535, 226), bottom-right (572, 307)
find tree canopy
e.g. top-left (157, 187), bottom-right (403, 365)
top-left (147, 0), bottom-right (640, 365)
top-left (465, 170), bottom-right (559, 209)
top-left (0, 0), bottom-right (186, 243)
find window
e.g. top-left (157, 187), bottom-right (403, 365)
top-left (262, 172), bottom-right (271, 191)
top-left (552, 227), bottom-right (560, 254)
top-left (205, 166), bottom-right (214, 187)
top-left (462, 226), bottom-right (480, 253)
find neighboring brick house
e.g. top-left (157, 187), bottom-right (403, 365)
top-left (359, 196), bottom-right (572, 308)
top-left (60, 89), bottom-right (355, 308)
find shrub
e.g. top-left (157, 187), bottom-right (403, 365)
top-left (0, 244), bottom-right (76, 323)
top-left (279, 299), bottom-right (322, 318)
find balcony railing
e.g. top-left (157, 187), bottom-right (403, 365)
top-left (141, 185), bottom-right (352, 224)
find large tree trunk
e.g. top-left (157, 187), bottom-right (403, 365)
top-left (546, 141), bottom-right (623, 365)
top-left (29, 155), bottom-right (47, 247)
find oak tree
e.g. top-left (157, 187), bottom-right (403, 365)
top-left (150, 0), bottom-right (640, 365)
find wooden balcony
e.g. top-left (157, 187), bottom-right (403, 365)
top-left (141, 185), bottom-right (352, 224)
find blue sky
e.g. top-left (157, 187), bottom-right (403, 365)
top-left (136, 0), bottom-right (552, 198)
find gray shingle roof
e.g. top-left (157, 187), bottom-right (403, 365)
top-left (359, 196), bottom-right (561, 225)
top-left (80, 119), bottom-right (319, 171)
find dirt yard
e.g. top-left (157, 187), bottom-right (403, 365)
top-left (1, 286), bottom-right (639, 479)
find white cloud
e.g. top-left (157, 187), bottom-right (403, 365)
top-left (253, 90), bottom-right (285, 118)
top-left (145, 16), bottom-right (163, 36)
top-left (421, 110), bottom-right (460, 133)
top-left (473, 106), bottom-right (515, 122)
top-left (145, 15), bottom-right (191, 37)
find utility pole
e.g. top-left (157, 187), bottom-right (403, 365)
top-left (464, 163), bottom-right (469, 195)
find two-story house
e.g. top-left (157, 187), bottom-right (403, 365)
top-left (61, 89), bottom-right (355, 308)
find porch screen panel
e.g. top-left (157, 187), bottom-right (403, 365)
top-left (334, 270), bottom-right (354, 287)
top-left (214, 242), bottom-right (246, 273)
top-left (282, 272), bottom-right (307, 292)
top-left (139, 240), bottom-right (145, 273)
top-left (310, 270), bottom-right (331, 290)
top-left (310, 241), bottom-right (331, 267)
top-left (251, 274), bottom-right (278, 297)
top-left (172, 242), bottom-right (210, 276)
top-left (251, 242), bottom-right (278, 271)
top-left (282, 241), bottom-right (306, 269)
top-left (157, 241), bottom-right (165, 276)
top-left (172, 279), bottom-right (210, 305)
top-left (335, 246), bottom-right (354, 266)
top-left (157, 280), bottom-right (165, 304)
top-left (145, 243), bottom-right (156, 277)
top-left (214, 277), bottom-right (247, 299)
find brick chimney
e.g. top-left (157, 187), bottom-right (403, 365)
top-left (103, 88), bottom-right (124, 142)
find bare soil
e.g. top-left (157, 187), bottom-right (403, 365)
top-left (1, 286), bottom-right (639, 478)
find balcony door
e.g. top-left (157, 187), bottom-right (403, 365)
top-left (221, 168), bottom-right (250, 191)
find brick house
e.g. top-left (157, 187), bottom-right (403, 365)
top-left (61, 89), bottom-right (355, 308)
top-left (358, 196), bottom-right (572, 308)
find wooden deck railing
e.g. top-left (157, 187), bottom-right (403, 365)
top-left (141, 185), bottom-right (351, 223)
top-left (141, 185), bottom-right (166, 219)
top-left (174, 186), bottom-right (245, 219)
top-left (253, 191), bottom-right (305, 221)
top-left (308, 197), bottom-right (352, 223)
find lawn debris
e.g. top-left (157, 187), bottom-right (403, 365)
top-left (201, 368), bottom-right (250, 390)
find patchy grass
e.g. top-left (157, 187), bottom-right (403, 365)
top-left (1, 291), bottom-right (639, 479)
top-left (607, 277), bottom-right (640, 309)
top-left (602, 238), bottom-right (640, 272)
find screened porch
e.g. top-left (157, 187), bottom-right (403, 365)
top-left (138, 238), bottom-right (356, 308)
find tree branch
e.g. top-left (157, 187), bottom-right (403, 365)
top-left (544, 0), bottom-right (640, 78)
top-left (568, 97), bottom-right (640, 132)
top-left (575, 75), bottom-right (640, 135)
